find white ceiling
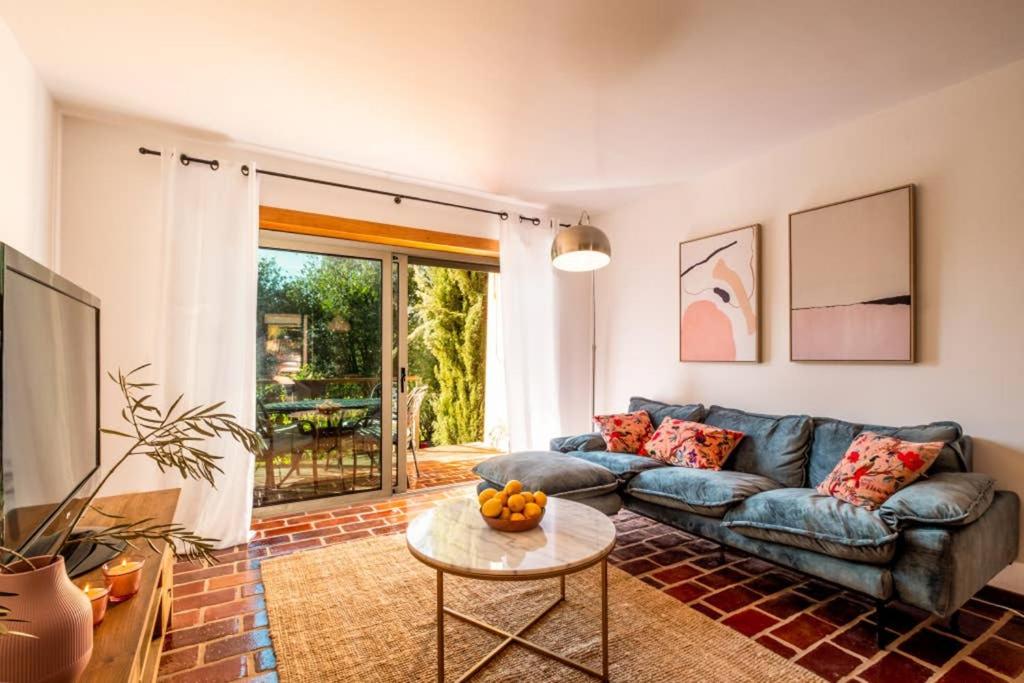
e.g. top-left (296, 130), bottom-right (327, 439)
top-left (3, 1), bottom-right (1024, 210)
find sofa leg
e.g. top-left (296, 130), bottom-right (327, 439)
top-left (946, 610), bottom-right (961, 636)
top-left (874, 600), bottom-right (890, 648)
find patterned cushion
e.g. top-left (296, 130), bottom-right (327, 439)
top-left (593, 411), bottom-right (653, 453)
top-left (817, 431), bottom-right (944, 510)
top-left (641, 417), bottom-right (744, 470)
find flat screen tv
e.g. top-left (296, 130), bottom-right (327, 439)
top-left (0, 243), bottom-right (102, 573)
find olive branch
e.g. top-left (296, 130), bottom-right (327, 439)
top-left (55, 364), bottom-right (264, 566)
top-left (0, 364), bottom-right (264, 638)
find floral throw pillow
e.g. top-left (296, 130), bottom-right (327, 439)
top-left (817, 431), bottom-right (944, 510)
top-left (593, 411), bottom-right (653, 453)
top-left (640, 418), bottom-right (744, 469)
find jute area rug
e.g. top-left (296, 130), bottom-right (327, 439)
top-left (261, 534), bottom-right (822, 682)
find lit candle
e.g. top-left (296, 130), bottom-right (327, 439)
top-left (102, 557), bottom-right (146, 602)
top-left (80, 583), bottom-right (110, 626)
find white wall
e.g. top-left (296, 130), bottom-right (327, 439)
top-left (0, 19), bottom-right (56, 266)
top-left (57, 114), bottom-right (572, 495)
top-left (594, 59), bottom-right (1024, 572)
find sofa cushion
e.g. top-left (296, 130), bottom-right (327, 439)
top-left (723, 488), bottom-right (898, 564)
top-left (641, 418), bottom-right (745, 471)
top-left (473, 451), bottom-right (619, 498)
top-left (626, 467), bottom-right (781, 518)
top-left (816, 431), bottom-right (945, 510)
top-left (564, 450), bottom-right (666, 479)
top-left (593, 410), bottom-right (654, 453)
top-left (628, 396), bottom-right (705, 428)
top-left (703, 405), bottom-right (812, 488)
top-left (808, 418), bottom-right (969, 487)
top-left (551, 432), bottom-right (607, 453)
top-left (878, 472), bottom-right (995, 528)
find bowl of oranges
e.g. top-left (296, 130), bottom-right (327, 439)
top-left (478, 480), bottom-right (548, 532)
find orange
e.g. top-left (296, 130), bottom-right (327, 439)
top-left (521, 492), bottom-right (534, 505)
top-left (507, 494), bottom-right (526, 512)
top-left (478, 488), bottom-right (498, 505)
top-left (481, 498), bottom-right (503, 518)
top-left (496, 491), bottom-right (508, 507)
top-left (534, 491), bottom-right (548, 508)
top-left (504, 480), bottom-right (523, 496)
top-left (510, 512), bottom-right (526, 522)
top-left (500, 506), bottom-right (512, 521)
top-left (523, 502), bottom-right (542, 519)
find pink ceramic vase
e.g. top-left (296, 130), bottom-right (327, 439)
top-left (0, 556), bottom-right (93, 683)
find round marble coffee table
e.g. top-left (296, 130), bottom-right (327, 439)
top-left (406, 496), bottom-right (616, 682)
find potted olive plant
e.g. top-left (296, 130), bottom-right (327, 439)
top-left (0, 364), bottom-right (263, 682)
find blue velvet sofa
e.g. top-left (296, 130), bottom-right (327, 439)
top-left (546, 397), bottom-right (1020, 633)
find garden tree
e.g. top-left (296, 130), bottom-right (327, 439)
top-left (410, 265), bottom-right (488, 444)
top-left (256, 257), bottom-right (289, 379)
top-left (257, 252), bottom-right (382, 396)
top-left (290, 255), bottom-right (382, 382)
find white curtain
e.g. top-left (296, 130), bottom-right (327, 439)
top-left (499, 216), bottom-right (591, 451)
top-left (156, 151), bottom-right (258, 548)
top-left (483, 272), bottom-right (509, 451)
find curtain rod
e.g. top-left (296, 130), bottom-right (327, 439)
top-left (519, 214), bottom-right (572, 228)
top-left (138, 146), bottom-right (510, 220)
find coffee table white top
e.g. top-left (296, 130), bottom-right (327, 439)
top-left (406, 496), bottom-right (617, 579)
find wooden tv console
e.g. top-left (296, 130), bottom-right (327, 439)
top-left (78, 488), bottom-right (180, 683)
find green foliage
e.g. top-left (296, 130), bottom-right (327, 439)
top-left (258, 251), bottom-right (382, 386)
top-left (257, 250), bottom-right (489, 447)
top-left (410, 266), bottom-right (488, 445)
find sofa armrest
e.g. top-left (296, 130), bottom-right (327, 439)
top-left (550, 432), bottom-right (606, 453)
top-left (892, 490), bottom-right (1019, 616)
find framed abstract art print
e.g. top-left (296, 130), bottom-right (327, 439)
top-left (789, 185), bottom-right (915, 362)
top-left (679, 224), bottom-right (760, 362)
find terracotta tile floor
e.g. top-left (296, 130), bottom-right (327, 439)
top-left (405, 456), bottom-right (488, 491)
top-left (159, 485), bottom-right (1024, 682)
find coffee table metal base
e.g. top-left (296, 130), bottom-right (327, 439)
top-left (435, 559), bottom-right (609, 683)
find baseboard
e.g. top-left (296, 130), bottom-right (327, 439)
top-left (989, 561), bottom-right (1024, 594)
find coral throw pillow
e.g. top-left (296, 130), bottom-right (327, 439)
top-left (817, 431), bottom-right (944, 510)
top-left (640, 417), bottom-right (744, 470)
top-left (593, 411), bottom-right (653, 453)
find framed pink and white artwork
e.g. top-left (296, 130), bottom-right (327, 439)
top-left (789, 185), bottom-right (915, 362)
top-left (679, 224), bottom-right (760, 362)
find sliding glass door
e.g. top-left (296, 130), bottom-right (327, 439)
top-left (254, 241), bottom-right (393, 508)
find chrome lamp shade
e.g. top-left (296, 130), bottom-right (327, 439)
top-left (550, 217), bottom-right (612, 272)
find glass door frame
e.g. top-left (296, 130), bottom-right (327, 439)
top-left (256, 229), bottom-right (500, 511)
top-left (258, 230), bottom-right (397, 506)
top-left (393, 251), bottom-right (409, 495)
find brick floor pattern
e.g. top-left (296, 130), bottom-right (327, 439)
top-left (159, 485), bottom-right (1024, 682)
top-left (406, 457), bottom-right (487, 491)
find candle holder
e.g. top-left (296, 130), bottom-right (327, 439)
top-left (102, 556), bottom-right (146, 603)
top-left (79, 582), bottom-right (110, 626)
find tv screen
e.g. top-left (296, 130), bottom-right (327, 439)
top-left (1, 248), bottom-right (99, 556)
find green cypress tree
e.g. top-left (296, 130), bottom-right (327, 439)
top-left (411, 266), bottom-right (488, 444)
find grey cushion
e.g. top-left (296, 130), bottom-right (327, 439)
top-left (723, 488), bottom-right (898, 565)
top-left (703, 405), bottom-right (812, 488)
top-left (473, 451), bottom-right (619, 498)
top-left (808, 418), bottom-right (969, 487)
top-left (626, 467), bottom-right (781, 518)
top-left (628, 396), bottom-right (705, 428)
top-left (565, 450), bottom-right (666, 479)
top-left (878, 472), bottom-right (995, 528)
top-left (550, 432), bottom-right (607, 453)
